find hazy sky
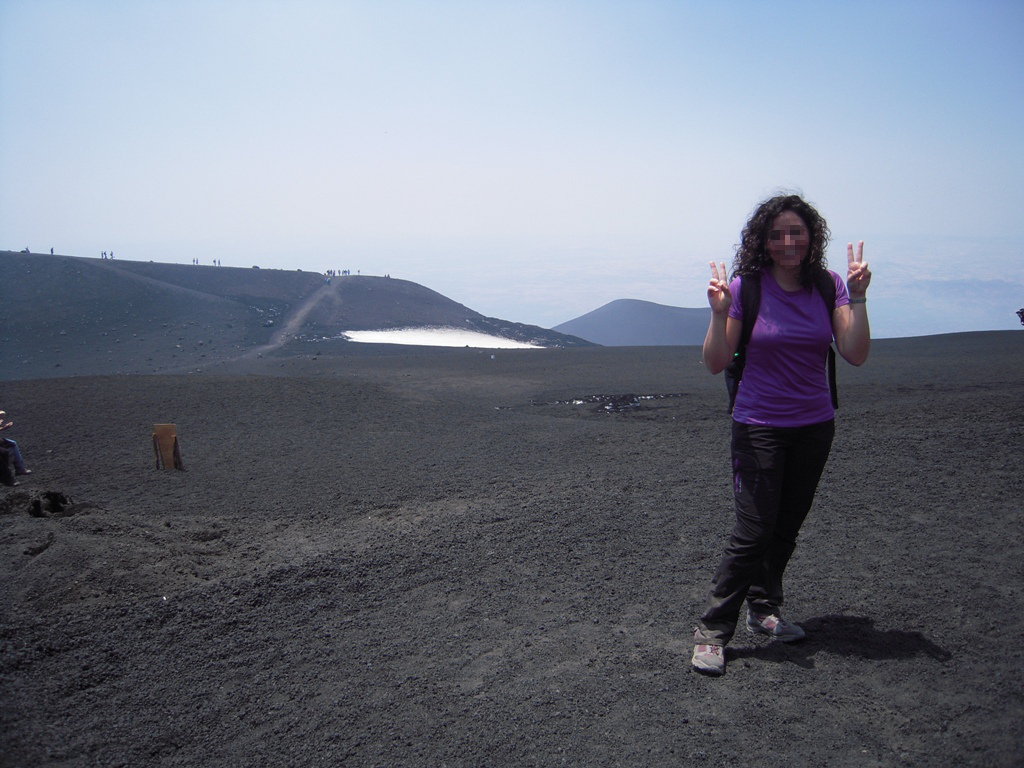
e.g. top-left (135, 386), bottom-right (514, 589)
top-left (2, 0), bottom-right (1022, 337)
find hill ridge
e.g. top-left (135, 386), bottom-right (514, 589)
top-left (554, 297), bottom-right (710, 346)
top-left (0, 251), bottom-right (592, 380)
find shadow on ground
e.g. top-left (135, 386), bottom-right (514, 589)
top-left (731, 614), bottom-right (953, 669)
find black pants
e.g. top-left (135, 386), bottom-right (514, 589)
top-left (0, 445), bottom-right (14, 487)
top-left (695, 419), bottom-right (835, 645)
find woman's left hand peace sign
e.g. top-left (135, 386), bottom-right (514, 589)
top-left (847, 241), bottom-right (871, 297)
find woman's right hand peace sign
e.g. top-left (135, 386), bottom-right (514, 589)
top-left (707, 261), bottom-right (732, 315)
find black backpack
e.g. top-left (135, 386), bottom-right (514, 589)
top-left (725, 269), bottom-right (838, 414)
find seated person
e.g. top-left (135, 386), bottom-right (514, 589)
top-left (0, 410), bottom-right (31, 479)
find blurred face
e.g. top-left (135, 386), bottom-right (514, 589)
top-left (766, 210), bottom-right (810, 268)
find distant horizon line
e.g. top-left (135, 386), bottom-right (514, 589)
top-left (4, 249), bottom-right (1020, 341)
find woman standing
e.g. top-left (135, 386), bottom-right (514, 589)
top-left (692, 193), bottom-right (871, 676)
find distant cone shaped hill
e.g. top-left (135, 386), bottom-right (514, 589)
top-left (554, 299), bottom-right (711, 347)
top-left (0, 251), bottom-right (594, 380)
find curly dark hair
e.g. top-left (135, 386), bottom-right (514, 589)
top-left (732, 193), bottom-right (831, 287)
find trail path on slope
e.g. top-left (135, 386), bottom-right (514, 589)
top-left (245, 281), bottom-right (337, 359)
top-left (168, 281), bottom-right (336, 373)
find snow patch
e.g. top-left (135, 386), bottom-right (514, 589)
top-left (342, 328), bottom-right (542, 349)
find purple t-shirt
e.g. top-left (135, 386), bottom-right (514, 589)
top-left (729, 269), bottom-right (850, 427)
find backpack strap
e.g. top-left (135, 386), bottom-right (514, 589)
top-left (725, 273), bottom-right (761, 414)
top-left (813, 269), bottom-right (839, 410)
top-left (739, 272), bottom-right (762, 350)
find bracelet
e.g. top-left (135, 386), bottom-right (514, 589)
top-left (849, 298), bottom-right (867, 305)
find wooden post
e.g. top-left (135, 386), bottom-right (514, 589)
top-left (153, 424), bottom-right (185, 470)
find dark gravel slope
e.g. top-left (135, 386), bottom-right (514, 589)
top-left (1, 334), bottom-right (1022, 766)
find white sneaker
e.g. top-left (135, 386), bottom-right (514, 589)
top-left (691, 643), bottom-right (725, 676)
top-left (746, 611), bottom-right (806, 642)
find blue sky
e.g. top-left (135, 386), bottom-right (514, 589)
top-left (2, 0), bottom-right (1022, 337)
